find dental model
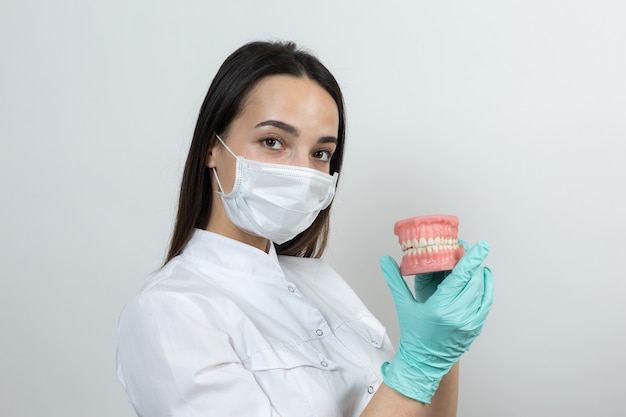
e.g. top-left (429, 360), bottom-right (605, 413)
top-left (394, 214), bottom-right (465, 276)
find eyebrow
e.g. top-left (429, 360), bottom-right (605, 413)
top-left (255, 120), bottom-right (299, 136)
top-left (255, 119), bottom-right (338, 145)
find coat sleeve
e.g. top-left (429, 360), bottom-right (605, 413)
top-left (116, 291), bottom-right (281, 417)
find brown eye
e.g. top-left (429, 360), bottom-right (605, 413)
top-left (262, 137), bottom-right (282, 149)
top-left (313, 149), bottom-right (332, 162)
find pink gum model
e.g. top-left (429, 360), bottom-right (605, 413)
top-left (394, 214), bottom-right (465, 276)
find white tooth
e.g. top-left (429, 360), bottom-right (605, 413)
top-left (428, 237), bottom-right (434, 246)
top-left (417, 247), bottom-right (423, 255)
top-left (412, 239), bottom-right (419, 250)
top-left (433, 245), bottom-right (439, 252)
top-left (434, 236), bottom-right (441, 245)
top-left (419, 237), bottom-right (427, 248)
top-left (427, 246), bottom-right (432, 253)
top-left (401, 241), bottom-right (407, 251)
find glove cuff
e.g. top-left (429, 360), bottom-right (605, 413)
top-left (380, 346), bottom-right (450, 404)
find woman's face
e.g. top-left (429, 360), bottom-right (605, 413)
top-left (206, 74), bottom-right (340, 193)
top-left (205, 74), bottom-right (340, 249)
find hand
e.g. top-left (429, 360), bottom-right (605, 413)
top-left (380, 241), bottom-right (494, 404)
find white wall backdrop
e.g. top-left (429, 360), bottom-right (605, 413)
top-left (2, 1), bottom-right (624, 416)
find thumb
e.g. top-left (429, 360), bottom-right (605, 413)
top-left (379, 255), bottom-right (416, 305)
top-left (454, 241), bottom-right (489, 277)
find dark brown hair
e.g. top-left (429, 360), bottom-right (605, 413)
top-left (164, 41), bottom-right (346, 264)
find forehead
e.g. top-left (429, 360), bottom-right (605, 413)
top-left (238, 75), bottom-right (339, 121)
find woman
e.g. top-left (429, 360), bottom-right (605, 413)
top-left (117, 40), bottom-right (493, 417)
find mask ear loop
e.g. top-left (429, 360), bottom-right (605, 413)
top-left (212, 168), bottom-right (225, 193)
top-left (215, 133), bottom-right (238, 158)
top-left (212, 133), bottom-right (238, 194)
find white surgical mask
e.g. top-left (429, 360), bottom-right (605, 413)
top-left (212, 134), bottom-right (338, 245)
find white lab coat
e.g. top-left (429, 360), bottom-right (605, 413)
top-left (117, 229), bottom-right (395, 416)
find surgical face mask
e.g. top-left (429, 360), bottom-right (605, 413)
top-left (212, 134), bottom-right (338, 245)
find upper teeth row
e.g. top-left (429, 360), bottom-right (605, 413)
top-left (401, 237), bottom-right (459, 252)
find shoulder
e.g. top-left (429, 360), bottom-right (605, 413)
top-left (118, 257), bottom-right (237, 331)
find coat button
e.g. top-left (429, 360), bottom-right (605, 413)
top-left (315, 329), bottom-right (324, 337)
top-left (367, 385), bottom-right (374, 394)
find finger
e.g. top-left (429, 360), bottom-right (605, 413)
top-left (458, 239), bottom-right (469, 251)
top-left (454, 241), bottom-right (489, 277)
top-left (437, 241), bottom-right (489, 296)
top-left (413, 272), bottom-right (435, 292)
top-left (380, 255), bottom-right (416, 305)
top-left (414, 271), bottom-right (447, 303)
top-left (461, 266), bottom-right (486, 314)
top-left (478, 266), bottom-right (494, 320)
top-left (413, 273), bottom-right (434, 303)
top-left (465, 266), bottom-right (494, 332)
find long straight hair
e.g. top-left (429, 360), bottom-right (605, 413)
top-left (164, 41), bottom-right (346, 264)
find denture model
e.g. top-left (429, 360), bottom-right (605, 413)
top-left (394, 214), bottom-right (465, 276)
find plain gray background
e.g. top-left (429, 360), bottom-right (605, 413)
top-left (2, 1), bottom-right (625, 416)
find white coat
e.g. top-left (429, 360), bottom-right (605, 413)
top-left (117, 229), bottom-right (395, 416)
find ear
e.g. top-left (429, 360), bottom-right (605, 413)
top-left (205, 142), bottom-right (219, 168)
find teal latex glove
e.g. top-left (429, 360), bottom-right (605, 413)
top-left (380, 241), bottom-right (494, 404)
